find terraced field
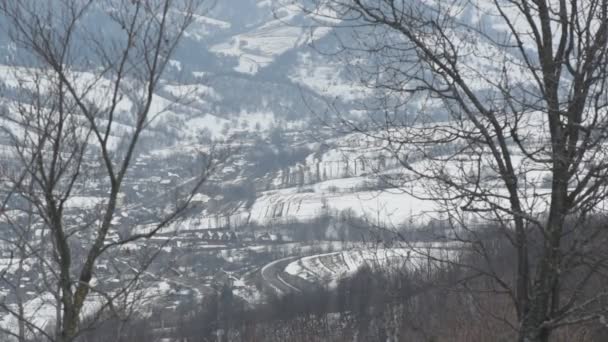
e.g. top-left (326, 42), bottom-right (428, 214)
top-left (282, 245), bottom-right (459, 289)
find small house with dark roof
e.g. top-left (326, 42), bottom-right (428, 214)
top-left (201, 230), bottom-right (212, 240)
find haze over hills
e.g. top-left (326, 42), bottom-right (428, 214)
top-left (0, 0), bottom-right (427, 232)
top-left (0, 2), bottom-right (427, 336)
top-left (1, 1), bottom-right (607, 341)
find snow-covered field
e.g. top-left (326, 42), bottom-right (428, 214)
top-left (0, 280), bottom-right (185, 341)
top-left (289, 55), bottom-right (370, 101)
top-left (210, 5), bottom-right (331, 74)
top-left (285, 245), bottom-right (457, 288)
top-left (248, 185), bottom-right (439, 226)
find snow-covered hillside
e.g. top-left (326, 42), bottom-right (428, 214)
top-left (211, 4), bottom-right (331, 74)
top-left (0, 0), bottom-right (576, 237)
top-left (284, 245), bottom-right (456, 287)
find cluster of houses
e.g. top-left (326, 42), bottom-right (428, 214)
top-left (196, 230), bottom-right (283, 243)
top-left (198, 230), bottom-right (238, 242)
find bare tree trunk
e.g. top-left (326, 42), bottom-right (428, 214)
top-left (302, 0), bottom-right (608, 339)
top-left (0, 0), bottom-right (217, 340)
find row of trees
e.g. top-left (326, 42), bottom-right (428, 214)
top-left (301, 0), bottom-right (608, 341)
top-left (0, 1), bottom-right (216, 341)
top-left (79, 226), bottom-right (607, 341)
top-left (2, 0), bottom-right (608, 341)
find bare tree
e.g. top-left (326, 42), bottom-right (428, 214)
top-left (0, 0), bottom-right (218, 341)
top-left (300, 0), bottom-right (608, 341)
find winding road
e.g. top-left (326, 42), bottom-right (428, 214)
top-left (260, 256), bottom-right (302, 295)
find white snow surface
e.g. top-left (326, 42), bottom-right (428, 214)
top-left (285, 245), bottom-right (457, 288)
top-left (210, 5), bottom-right (331, 74)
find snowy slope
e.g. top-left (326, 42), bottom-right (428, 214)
top-left (210, 4), bottom-right (331, 74)
top-left (284, 245), bottom-right (457, 287)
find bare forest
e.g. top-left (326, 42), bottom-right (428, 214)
top-left (0, 1), bottom-right (608, 341)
